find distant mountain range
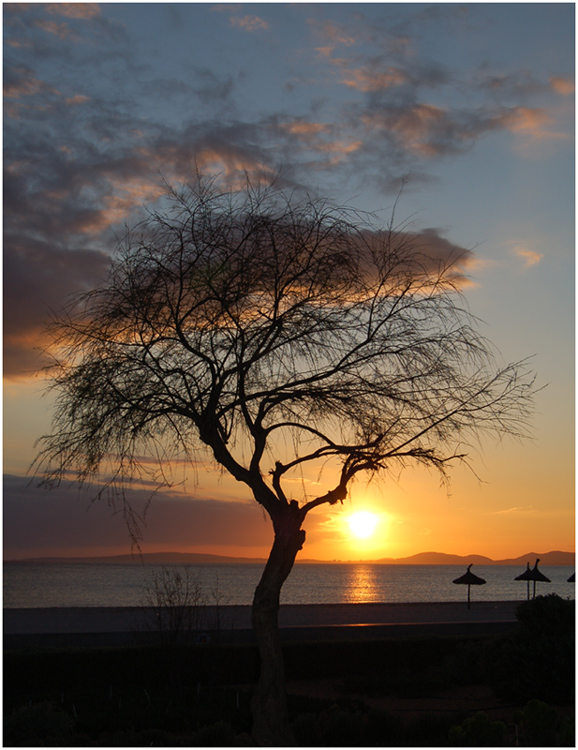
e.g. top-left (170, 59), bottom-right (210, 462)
top-left (372, 550), bottom-right (574, 566)
top-left (7, 550), bottom-right (575, 566)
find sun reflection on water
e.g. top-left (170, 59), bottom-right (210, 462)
top-left (345, 564), bottom-right (381, 603)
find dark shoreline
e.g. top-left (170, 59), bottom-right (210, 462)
top-left (4, 600), bottom-right (522, 649)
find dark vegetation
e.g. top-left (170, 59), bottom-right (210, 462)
top-left (482, 594), bottom-right (575, 705)
top-left (4, 595), bottom-right (574, 746)
top-left (33, 176), bottom-right (537, 743)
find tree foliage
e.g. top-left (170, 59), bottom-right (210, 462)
top-left (35, 176), bottom-right (535, 533)
top-left (34, 175), bottom-right (537, 744)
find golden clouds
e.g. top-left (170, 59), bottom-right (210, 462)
top-left (88, 181), bottom-right (166, 233)
top-left (3, 66), bottom-right (55, 99)
top-left (361, 103), bottom-right (459, 158)
top-left (317, 139), bottom-right (362, 155)
top-left (193, 150), bottom-right (276, 189)
top-left (46, 3), bottom-right (101, 20)
top-left (34, 19), bottom-right (76, 40)
top-left (281, 120), bottom-right (330, 137)
top-left (230, 15), bottom-right (269, 33)
top-left (27, 3), bottom-right (102, 40)
top-left (341, 66), bottom-right (408, 92)
top-left (511, 245), bottom-right (544, 269)
top-left (500, 107), bottom-right (567, 144)
top-left (279, 119), bottom-right (362, 168)
top-left (3, 1), bottom-right (572, 387)
top-left (311, 18), bottom-right (356, 50)
top-left (550, 76), bottom-right (574, 95)
top-left (65, 94), bottom-right (90, 105)
top-left (502, 107), bottom-right (552, 135)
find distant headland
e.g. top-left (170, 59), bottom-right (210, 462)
top-left (6, 550), bottom-right (574, 566)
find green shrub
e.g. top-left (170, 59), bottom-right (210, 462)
top-left (293, 706), bottom-right (465, 747)
top-left (482, 594), bottom-right (575, 704)
top-left (292, 711), bottom-right (323, 746)
top-left (192, 720), bottom-right (249, 746)
top-left (516, 699), bottom-right (575, 747)
top-left (92, 728), bottom-right (194, 746)
top-left (448, 711), bottom-right (507, 746)
top-left (516, 593), bottom-right (575, 633)
top-left (292, 705), bottom-right (365, 746)
top-left (407, 713), bottom-right (456, 747)
top-left (360, 708), bottom-right (405, 746)
top-left (4, 701), bottom-right (76, 746)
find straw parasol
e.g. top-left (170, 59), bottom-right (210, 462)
top-left (453, 564), bottom-right (486, 609)
top-left (515, 562), bottom-right (533, 600)
top-left (515, 558), bottom-right (551, 600)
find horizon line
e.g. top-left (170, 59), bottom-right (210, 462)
top-left (5, 549), bottom-right (575, 566)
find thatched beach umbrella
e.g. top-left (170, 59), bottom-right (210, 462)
top-left (453, 564), bottom-right (486, 609)
top-left (515, 562), bottom-right (533, 600)
top-left (515, 558), bottom-right (551, 600)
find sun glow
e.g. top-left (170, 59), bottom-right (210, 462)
top-left (347, 511), bottom-right (379, 539)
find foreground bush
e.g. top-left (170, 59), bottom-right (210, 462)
top-left (292, 704), bottom-right (455, 746)
top-left (4, 701), bottom-right (76, 746)
top-left (448, 712), bottom-right (507, 746)
top-left (482, 594), bottom-right (575, 705)
top-left (515, 699), bottom-right (575, 747)
top-left (5, 696), bottom-right (574, 746)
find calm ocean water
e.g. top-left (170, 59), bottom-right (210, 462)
top-left (3, 562), bottom-right (575, 609)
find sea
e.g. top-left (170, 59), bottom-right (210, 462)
top-left (3, 562), bottom-right (575, 609)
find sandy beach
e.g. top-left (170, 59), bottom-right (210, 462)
top-left (4, 600), bottom-right (519, 648)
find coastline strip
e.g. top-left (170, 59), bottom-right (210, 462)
top-left (4, 600), bottom-right (519, 635)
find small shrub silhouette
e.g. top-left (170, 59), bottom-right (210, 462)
top-left (449, 711), bottom-right (507, 746)
top-left (516, 593), bottom-right (575, 633)
top-left (193, 719), bottom-right (249, 746)
top-left (482, 594), bottom-right (575, 704)
top-left (141, 566), bottom-right (208, 647)
top-left (360, 708), bottom-right (405, 746)
top-left (292, 705), bottom-right (365, 746)
top-left (516, 699), bottom-right (575, 747)
top-left (4, 701), bottom-right (75, 746)
top-left (292, 711), bottom-right (323, 746)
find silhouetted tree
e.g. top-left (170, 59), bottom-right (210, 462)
top-left (34, 175), bottom-right (535, 745)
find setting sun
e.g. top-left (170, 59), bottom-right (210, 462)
top-left (348, 511), bottom-right (379, 539)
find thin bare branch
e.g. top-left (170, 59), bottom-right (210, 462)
top-left (33, 174), bottom-right (536, 530)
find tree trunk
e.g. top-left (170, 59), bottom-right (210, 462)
top-left (250, 502), bottom-right (305, 746)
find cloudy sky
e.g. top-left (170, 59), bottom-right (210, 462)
top-left (3, 2), bottom-right (574, 561)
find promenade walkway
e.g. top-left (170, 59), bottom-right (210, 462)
top-left (4, 601), bottom-right (519, 649)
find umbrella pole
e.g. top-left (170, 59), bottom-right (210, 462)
top-left (467, 584), bottom-right (471, 610)
top-left (527, 581), bottom-right (530, 600)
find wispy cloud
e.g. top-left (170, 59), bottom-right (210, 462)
top-left (341, 66), bottom-right (409, 92)
top-left (491, 505), bottom-right (534, 515)
top-left (230, 15), bottom-right (269, 32)
top-left (309, 18), bottom-right (356, 51)
top-left (507, 242), bottom-right (544, 269)
top-left (549, 76), bottom-right (575, 96)
top-left (280, 119), bottom-right (330, 137)
top-left (2, 3), bottom-right (571, 380)
top-left (3, 65), bottom-right (59, 99)
top-left (46, 3), bottom-right (101, 20)
top-left (500, 107), bottom-right (566, 142)
top-left (34, 18), bottom-right (78, 40)
top-left (513, 247), bottom-right (544, 269)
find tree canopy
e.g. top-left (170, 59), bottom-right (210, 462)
top-left (34, 175), bottom-right (536, 744)
top-left (35, 177), bottom-right (535, 530)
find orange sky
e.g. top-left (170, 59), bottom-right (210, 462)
top-left (3, 3), bottom-right (574, 563)
top-left (4, 384), bottom-right (574, 561)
